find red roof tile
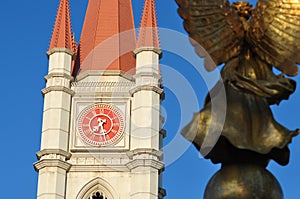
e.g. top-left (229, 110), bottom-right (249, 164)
top-left (49, 0), bottom-right (76, 52)
top-left (137, 0), bottom-right (160, 49)
top-left (76, 0), bottom-right (136, 75)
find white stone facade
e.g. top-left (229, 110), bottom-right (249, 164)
top-left (35, 47), bottom-right (165, 198)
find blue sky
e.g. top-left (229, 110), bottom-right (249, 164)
top-left (1, 0), bottom-right (299, 198)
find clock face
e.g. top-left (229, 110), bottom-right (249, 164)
top-left (77, 104), bottom-right (125, 146)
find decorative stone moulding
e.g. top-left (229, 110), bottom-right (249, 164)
top-left (75, 70), bottom-right (135, 82)
top-left (36, 149), bottom-right (72, 160)
top-left (42, 86), bottom-right (74, 96)
top-left (34, 159), bottom-right (72, 172)
top-left (76, 177), bottom-right (119, 199)
top-left (47, 48), bottom-right (75, 57)
top-left (44, 73), bottom-right (74, 81)
top-left (133, 46), bottom-right (162, 58)
top-left (130, 85), bottom-right (164, 96)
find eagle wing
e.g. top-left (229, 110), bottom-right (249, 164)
top-left (247, 0), bottom-right (300, 76)
top-left (176, 0), bottom-right (245, 71)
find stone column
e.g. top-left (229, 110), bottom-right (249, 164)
top-left (128, 47), bottom-right (165, 199)
top-left (34, 48), bottom-right (74, 199)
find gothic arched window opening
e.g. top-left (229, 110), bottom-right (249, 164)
top-left (91, 192), bottom-right (107, 199)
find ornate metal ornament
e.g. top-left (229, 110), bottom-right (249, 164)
top-left (176, 0), bottom-right (300, 197)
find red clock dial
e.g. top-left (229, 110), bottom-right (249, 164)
top-left (77, 104), bottom-right (125, 146)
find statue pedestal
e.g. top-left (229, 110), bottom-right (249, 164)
top-left (204, 164), bottom-right (283, 199)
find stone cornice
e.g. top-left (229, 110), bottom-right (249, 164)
top-left (135, 72), bottom-right (162, 80)
top-left (45, 73), bottom-right (74, 81)
top-left (126, 148), bottom-right (163, 160)
top-left (42, 86), bottom-right (74, 96)
top-left (47, 48), bottom-right (75, 57)
top-left (133, 47), bottom-right (162, 59)
top-left (34, 159), bottom-right (72, 172)
top-left (72, 81), bottom-right (134, 88)
top-left (130, 85), bottom-right (164, 96)
top-left (75, 70), bottom-right (135, 82)
top-left (68, 153), bottom-right (130, 165)
top-left (71, 81), bottom-right (134, 96)
top-left (36, 149), bottom-right (72, 160)
top-left (69, 165), bottom-right (129, 172)
top-left (126, 159), bottom-right (164, 171)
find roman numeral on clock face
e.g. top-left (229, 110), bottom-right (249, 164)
top-left (99, 108), bottom-right (104, 114)
top-left (111, 129), bottom-right (117, 134)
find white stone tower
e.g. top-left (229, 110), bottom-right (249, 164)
top-left (34, 0), bottom-right (166, 198)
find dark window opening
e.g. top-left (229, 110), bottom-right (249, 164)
top-left (92, 192), bottom-right (107, 199)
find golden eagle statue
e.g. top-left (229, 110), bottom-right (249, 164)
top-left (176, 0), bottom-right (300, 167)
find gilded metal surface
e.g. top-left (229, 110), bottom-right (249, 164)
top-left (176, 0), bottom-right (300, 165)
top-left (204, 164), bottom-right (283, 199)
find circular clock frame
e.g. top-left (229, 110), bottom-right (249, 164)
top-left (77, 103), bottom-right (125, 146)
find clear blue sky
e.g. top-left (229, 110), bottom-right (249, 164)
top-left (0, 0), bottom-right (299, 198)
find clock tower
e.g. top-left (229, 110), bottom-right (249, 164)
top-left (34, 0), bottom-right (165, 198)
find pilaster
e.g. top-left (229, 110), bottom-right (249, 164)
top-left (127, 149), bottom-right (164, 199)
top-left (131, 47), bottom-right (162, 150)
top-left (36, 48), bottom-right (74, 199)
top-left (40, 48), bottom-right (74, 151)
top-left (129, 47), bottom-right (164, 198)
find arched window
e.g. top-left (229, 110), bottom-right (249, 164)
top-left (91, 191), bottom-right (107, 199)
top-left (76, 177), bottom-right (119, 199)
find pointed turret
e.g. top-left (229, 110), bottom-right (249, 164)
top-left (48, 0), bottom-right (76, 52)
top-left (130, 1), bottom-right (164, 198)
top-left (136, 0), bottom-right (160, 49)
top-left (134, 0), bottom-right (162, 75)
top-left (35, 1), bottom-right (75, 199)
top-left (76, 0), bottom-right (136, 75)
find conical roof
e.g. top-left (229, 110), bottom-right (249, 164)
top-left (49, 0), bottom-right (76, 52)
top-left (137, 0), bottom-right (160, 49)
top-left (76, 0), bottom-right (136, 75)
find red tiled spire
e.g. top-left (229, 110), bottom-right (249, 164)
top-left (137, 0), bottom-right (160, 49)
top-left (76, 0), bottom-right (136, 75)
top-left (49, 0), bottom-right (76, 52)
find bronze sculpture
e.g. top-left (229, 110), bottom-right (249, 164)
top-left (176, 0), bottom-right (300, 198)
